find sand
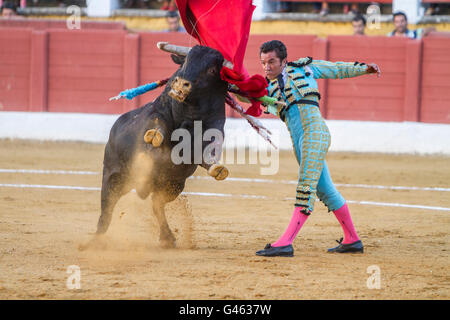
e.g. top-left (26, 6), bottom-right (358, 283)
top-left (0, 139), bottom-right (449, 299)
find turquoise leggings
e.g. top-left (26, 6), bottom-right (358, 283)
top-left (284, 100), bottom-right (345, 214)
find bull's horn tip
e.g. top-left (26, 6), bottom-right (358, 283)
top-left (157, 42), bottom-right (168, 49)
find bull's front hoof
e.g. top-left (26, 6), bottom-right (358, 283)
top-left (144, 129), bottom-right (164, 147)
top-left (208, 164), bottom-right (229, 181)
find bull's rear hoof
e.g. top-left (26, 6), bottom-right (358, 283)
top-left (208, 164), bottom-right (229, 181)
top-left (144, 129), bottom-right (164, 147)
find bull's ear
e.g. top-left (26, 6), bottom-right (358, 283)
top-left (171, 54), bottom-right (185, 65)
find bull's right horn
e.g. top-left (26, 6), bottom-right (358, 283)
top-left (157, 42), bottom-right (191, 56)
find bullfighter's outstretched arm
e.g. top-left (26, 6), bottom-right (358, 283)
top-left (306, 59), bottom-right (381, 79)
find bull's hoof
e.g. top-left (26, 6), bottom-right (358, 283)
top-left (144, 129), bottom-right (164, 147)
top-left (208, 164), bottom-right (229, 181)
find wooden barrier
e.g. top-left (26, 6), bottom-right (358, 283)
top-left (0, 27), bottom-right (449, 123)
top-left (420, 36), bottom-right (450, 123)
top-left (0, 28), bottom-right (31, 111)
top-left (47, 29), bottom-right (126, 114)
top-left (327, 36), bottom-right (408, 122)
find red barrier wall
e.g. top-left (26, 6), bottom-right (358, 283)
top-left (0, 27), bottom-right (449, 123)
top-left (421, 37), bottom-right (450, 123)
top-left (0, 28), bottom-right (32, 111)
top-left (327, 36), bottom-right (408, 122)
top-left (47, 29), bottom-right (126, 114)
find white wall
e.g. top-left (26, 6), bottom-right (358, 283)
top-left (393, 0), bottom-right (423, 24)
top-left (1, 112), bottom-right (449, 155)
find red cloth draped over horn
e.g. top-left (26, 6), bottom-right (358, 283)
top-left (175, 0), bottom-right (267, 117)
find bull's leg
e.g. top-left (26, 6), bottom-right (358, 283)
top-left (151, 183), bottom-right (184, 248)
top-left (143, 117), bottom-right (167, 148)
top-left (96, 173), bottom-right (125, 234)
top-left (79, 172), bottom-right (126, 251)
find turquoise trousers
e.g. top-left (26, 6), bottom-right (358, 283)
top-left (284, 100), bottom-right (345, 214)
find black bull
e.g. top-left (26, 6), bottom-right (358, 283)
top-left (94, 46), bottom-right (230, 248)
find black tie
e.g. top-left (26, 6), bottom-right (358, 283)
top-left (277, 73), bottom-right (285, 91)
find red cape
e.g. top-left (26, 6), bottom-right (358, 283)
top-left (176, 0), bottom-right (267, 116)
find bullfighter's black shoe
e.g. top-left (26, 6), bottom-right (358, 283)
top-left (327, 238), bottom-right (364, 253)
top-left (255, 243), bottom-right (294, 257)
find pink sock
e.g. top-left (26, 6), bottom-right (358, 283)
top-left (272, 207), bottom-right (309, 247)
top-left (333, 203), bottom-right (360, 244)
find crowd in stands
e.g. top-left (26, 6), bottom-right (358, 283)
top-left (0, 1), bottom-right (448, 15)
top-left (0, 0), bottom-right (444, 38)
top-left (265, 1), bottom-right (448, 16)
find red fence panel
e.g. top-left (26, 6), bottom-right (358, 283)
top-left (327, 36), bottom-right (408, 122)
top-left (47, 29), bottom-right (126, 114)
top-left (420, 37), bottom-right (450, 123)
top-left (0, 28), bottom-right (31, 111)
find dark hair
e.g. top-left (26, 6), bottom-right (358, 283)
top-left (1, 1), bottom-right (17, 13)
top-left (260, 40), bottom-right (287, 61)
top-left (352, 14), bottom-right (366, 26)
top-left (393, 11), bottom-right (408, 21)
top-left (166, 10), bottom-right (179, 19)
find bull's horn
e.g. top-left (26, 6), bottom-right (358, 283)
top-left (157, 42), bottom-right (234, 69)
top-left (157, 42), bottom-right (191, 56)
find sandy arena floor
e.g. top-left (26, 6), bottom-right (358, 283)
top-left (0, 139), bottom-right (449, 299)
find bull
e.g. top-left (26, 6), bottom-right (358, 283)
top-left (93, 45), bottom-right (230, 248)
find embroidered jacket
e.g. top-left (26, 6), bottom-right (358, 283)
top-left (265, 57), bottom-right (369, 119)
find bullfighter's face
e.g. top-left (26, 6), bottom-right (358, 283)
top-left (169, 46), bottom-right (224, 102)
top-left (260, 51), bottom-right (286, 80)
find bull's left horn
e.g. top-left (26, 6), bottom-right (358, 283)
top-left (157, 42), bottom-right (191, 56)
top-left (157, 42), bottom-right (234, 69)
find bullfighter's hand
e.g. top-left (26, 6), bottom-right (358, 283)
top-left (366, 63), bottom-right (381, 78)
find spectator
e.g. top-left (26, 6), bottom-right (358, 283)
top-left (161, 0), bottom-right (176, 11)
top-left (315, 2), bottom-right (329, 16)
top-left (1, 1), bottom-right (23, 19)
top-left (352, 14), bottom-right (366, 36)
top-left (344, 3), bottom-right (359, 15)
top-left (424, 3), bottom-right (441, 16)
top-left (387, 11), bottom-right (436, 39)
top-left (165, 10), bottom-right (185, 32)
top-left (313, 2), bottom-right (359, 16)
